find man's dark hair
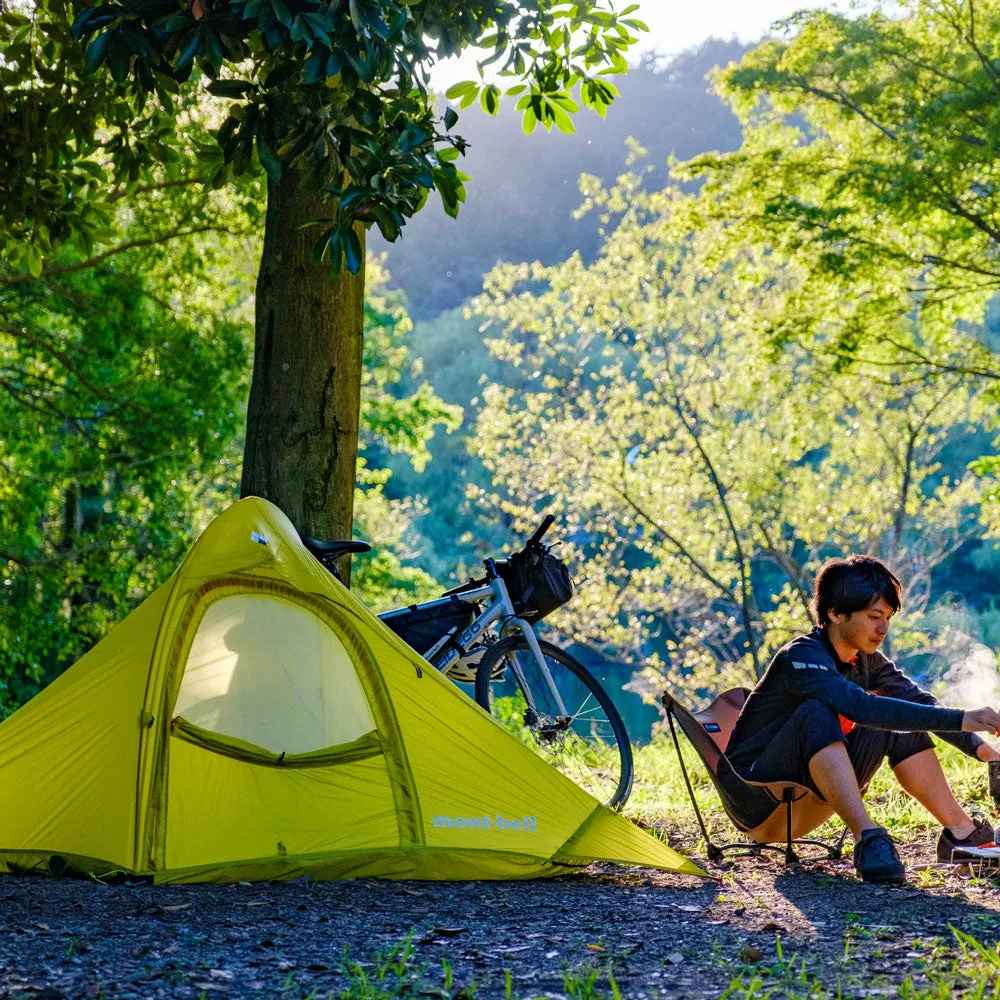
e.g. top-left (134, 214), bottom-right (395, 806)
top-left (813, 556), bottom-right (902, 625)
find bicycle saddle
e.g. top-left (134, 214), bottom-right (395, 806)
top-left (302, 537), bottom-right (372, 560)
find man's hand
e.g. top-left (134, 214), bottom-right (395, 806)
top-left (962, 707), bottom-right (1000, 736)
top-left (976, 742), bottom-right (1000, 762)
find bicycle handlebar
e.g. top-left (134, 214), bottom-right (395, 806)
top-left (526, 514), bottom-right (555, 549)
top-left (440, 514), bottom-right (555, 595)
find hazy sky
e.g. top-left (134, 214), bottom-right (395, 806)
top-left (430, 0), bottom-right (837, 89)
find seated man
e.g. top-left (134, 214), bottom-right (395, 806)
top-left (726, 555), bottom-right (1000, 884)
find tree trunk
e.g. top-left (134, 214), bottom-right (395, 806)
top-left (241, 167), bottom-right (365, 583)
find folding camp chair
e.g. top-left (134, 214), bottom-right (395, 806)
top-left (662, 688), bottom-right (849, 864)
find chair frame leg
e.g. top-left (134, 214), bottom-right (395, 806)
top-left (784, 788), bottom-right (798, 864)
top-left (666, 708), bottom-right (721, 860)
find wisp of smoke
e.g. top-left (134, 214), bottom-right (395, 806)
top-left (941, 638), bottom-right (1000, 710)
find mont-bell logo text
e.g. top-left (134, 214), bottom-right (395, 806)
top-left (433, 813), bottom-right (538, 832)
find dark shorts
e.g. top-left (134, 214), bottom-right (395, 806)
top-left (732, 698), bottom-right (934, 802)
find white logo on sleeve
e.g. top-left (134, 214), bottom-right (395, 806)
top-left (792, 660), bottom-right (830, 671)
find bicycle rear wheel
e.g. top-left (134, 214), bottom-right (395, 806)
top-left (474, 637), bottom-right (634, 808)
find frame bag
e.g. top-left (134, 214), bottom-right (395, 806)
top-left (381, 597), bottom-right (475, 655)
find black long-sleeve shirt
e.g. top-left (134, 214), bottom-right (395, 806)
top-left (727, 626), bottom-right (983, 770)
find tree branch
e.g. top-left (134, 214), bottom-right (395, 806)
top-left (1, 322), bottom-right (126, 404)
top-left (758, 521), bottom-right (815, 622)
top-left (796, 82), bottom-right (898, 141)
top-left (666, 384), bottom-right (762, 675)
top-left (106, 175), bottom-right (209, 204)
top-left (596, 473), bottom-right (740, 606)
top-left (0, 224), bottom-right (250, 287)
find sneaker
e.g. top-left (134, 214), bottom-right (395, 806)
top-left (854, 827), bottom-right (906, 884)
top-left (937, 813), bottom-right (1000, 863)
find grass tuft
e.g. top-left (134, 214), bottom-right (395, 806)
top-left (625, 737), bottom-right (993, 851)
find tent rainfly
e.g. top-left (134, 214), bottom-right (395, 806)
top-left (0, 498), bottom-right (703, 883)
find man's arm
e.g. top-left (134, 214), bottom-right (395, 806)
top-left (868, 655), bottom-right (994, 760)
top-left (783, 651), bottom-right (967, 733)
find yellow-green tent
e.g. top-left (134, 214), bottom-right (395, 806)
top-left (0, 498), bottom-right (702, 883)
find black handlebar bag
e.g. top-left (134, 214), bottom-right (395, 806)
top-left (499, 549), bottom-right (573, 624)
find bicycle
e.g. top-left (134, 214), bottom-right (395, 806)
top-left (303, 516), bottom-right (634, 808)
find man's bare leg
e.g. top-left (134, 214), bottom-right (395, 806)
top-left (893, 748), bottom-right (975, 839)
top-left (808, 742), bottom-right (875, 839)
top-left (744, 742), bottom-right (872, 843)
top-left (745, 792), bottom-right (833, 843)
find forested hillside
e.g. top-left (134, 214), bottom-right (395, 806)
top-left (375, 40), bottom-right (752, 578)
top-left (372, 40), bottom-right (747, 318)
top-left (6, 8), bottom-right (1000, 745)
top-left (374, 20), bottom-right (1000, 740)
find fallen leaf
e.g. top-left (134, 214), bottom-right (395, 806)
top-left (585, 944), bottom-right (605, 952)
top-left (430, 927), bottom-right (468, 937)
top-left (739, 946), bottom-right (765, 964)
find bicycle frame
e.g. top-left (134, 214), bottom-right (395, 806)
top-left (418, 574), bottom-right (570, 719)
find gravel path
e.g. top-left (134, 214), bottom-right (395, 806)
top-left (2, 840), bottom-right (999, 999)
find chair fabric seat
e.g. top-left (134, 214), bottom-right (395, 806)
top-left (663, 687), bottom-right (848, 864)
top-left (716, 765), bottom-right (780, 831)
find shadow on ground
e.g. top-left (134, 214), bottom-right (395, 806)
top-left (1, 842), bottom-right (998, 999)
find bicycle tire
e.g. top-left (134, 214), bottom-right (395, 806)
top-left (474, 637), bottom-right (634, 808)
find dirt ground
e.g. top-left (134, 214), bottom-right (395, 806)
top-left (2, 835), bottom-right (1000, 1000)
top-left (0, 845), bottom-right (1000, 1000)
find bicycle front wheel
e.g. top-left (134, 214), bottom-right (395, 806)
top-left (474, 637), bottom-right (634, 808)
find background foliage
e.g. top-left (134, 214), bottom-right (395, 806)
top-left (471, 168), bottom-right (997, 698)
top-left (6, 2), bottom-right (1000, 743)
top-left (0, 175), bottom-right (455, 716)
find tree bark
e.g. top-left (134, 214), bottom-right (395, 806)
top-left (241, 167), bottom-right (365, 582)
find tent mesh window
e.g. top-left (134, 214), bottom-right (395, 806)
top-left (174, 595), bottom-right (375, 755)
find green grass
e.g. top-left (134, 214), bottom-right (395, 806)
top-left (714, 926), bottom-right (1000, 1000)
top-left (286, 925), bottom-right (1000, 1000)
top-left (623, 737), bottom-right (993, 847)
